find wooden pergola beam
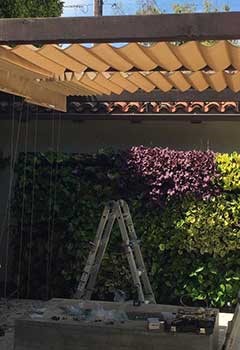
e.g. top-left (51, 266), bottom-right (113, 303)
top-left (0, 12), bottom-right (240, 44)
top-left (85, 89), bottom-right (240, 102)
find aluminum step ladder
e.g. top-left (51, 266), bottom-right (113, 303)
top-left (74, 200), bottom-right (156, 304)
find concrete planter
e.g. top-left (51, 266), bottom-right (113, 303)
top-left (14, 299), bottom-right (219, 350)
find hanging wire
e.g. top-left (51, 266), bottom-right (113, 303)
top-left (3, 99), bottom-right (15, 299)
top-left (46, 113), bottom-right (56, 299)
top-left (0, 100), bottom-right (15, 249)
top-left (3, 97), bottom-right (24, 299)
top-left (64, 3), bottom-right (92, 13)
top-left (48, 112), bottom-right (62, 298)
top-left (17, 104), bottom-right (29, 298)
top-left (26, 107), bottom-right (38, 298)
top-left (64, 2), bottom-right (126, 15)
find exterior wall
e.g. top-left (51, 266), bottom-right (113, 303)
top-left (1, 119), bottom-right (240, 155)
top-left (0, 118), bottom-right (240, 285)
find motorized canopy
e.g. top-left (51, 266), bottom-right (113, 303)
top-left (0, 12), bottom-right (240, 111)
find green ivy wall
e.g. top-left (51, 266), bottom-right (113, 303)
top-left (10, 149), bottom-right (240, 308)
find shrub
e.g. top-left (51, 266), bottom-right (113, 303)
top-left (216, 152), bottom-right (240, 191)
top-left (131, 199), bottom-right (240, 308)
top-left (173, 194), bottom-right (240, 257)
top-left (127, 146), bottom-right (220, 203)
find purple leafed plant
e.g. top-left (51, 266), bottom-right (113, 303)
top-left (127, 146), bottom-right (221, 202)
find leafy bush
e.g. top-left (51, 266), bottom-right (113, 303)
top-left (173, 195), bottom-right (240, 257)
top-left (132, 199), bottom-right (240, 308)
top-left (216, 152), bottom-right (240, 191)
top-left (127, 146), bottom-right (220, 203)
top-left (10, 149), bottom-right (240, 308)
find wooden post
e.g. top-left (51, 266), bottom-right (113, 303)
top-left (94, 0), bottom-right (103, 16)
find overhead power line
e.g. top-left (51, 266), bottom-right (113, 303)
top-left (63, 1), bottom-right (125, 15)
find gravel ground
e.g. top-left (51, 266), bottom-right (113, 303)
top-left (0, 299), bottom-right (46, 350)
top-left (0, 299), bottom-right (234, 350)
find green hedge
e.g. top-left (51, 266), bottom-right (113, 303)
top-left (11, 150), bottom-right (240, 307)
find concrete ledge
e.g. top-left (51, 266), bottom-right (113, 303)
top-left (14, 299), bottom-right (219, 350)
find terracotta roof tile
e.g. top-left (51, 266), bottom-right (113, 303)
top-left (68, 101), bottom-right (239, 114)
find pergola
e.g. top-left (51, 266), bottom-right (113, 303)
top-left (0, 12), bottom-right (240, 112)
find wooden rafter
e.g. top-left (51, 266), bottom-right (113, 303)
top-left (0, 12), bottom-right (240, 45)
top-left (0, 70), bottom-right (66, 111)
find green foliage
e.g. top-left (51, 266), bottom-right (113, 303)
top-left (136, 5), bottom-right (160, 15)
top-left (136, 1), bottom-right (230, 46)
top-left (172, 1), bottom-right (229, 14)
top-left (174, 195), bottom-right (240, 257)
top-left (11, 150), bottom-right (240, 309)
top-left (136, 0), bottom-right (230, 15)
top-left (11, 151), bottom-right (132, 299)
top-left (202, 0), bottom-right (230, 12)
top-left (0, 0), bottom-right (63, 18)
top-left (132, 199), bottom-right (240, 308)
top-left (217, 152), bottom-right (240, 191)
top-left (172, 3), bottom-right (196, 14)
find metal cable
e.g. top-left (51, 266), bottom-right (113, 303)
top-left (48, 113), bottom-right (62, 298)
top-left (26, 107), bottom-right (38, 298)
top-left (46, 115), bottom-right (55, 299)
top-left (4, 98), bottom-right (24, 298)
top-left (0, 99), bottom-right (15, 248)
top-left (17, 105), bottom-right (29, 298)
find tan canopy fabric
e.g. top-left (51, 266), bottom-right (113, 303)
top-left (1, 40), bottom-right (240, 111)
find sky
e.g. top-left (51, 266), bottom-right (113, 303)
top-left (62, 0), bottom-right (240, 17)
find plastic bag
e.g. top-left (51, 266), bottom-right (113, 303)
top-left (87, 305), bottom-right (106, 322)
top-left (113, 289), bottom-right (126, 303)
top-left (60, 303), bottom-right (128, 324)
top-left (60, 302), bottom-right (85, 319)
